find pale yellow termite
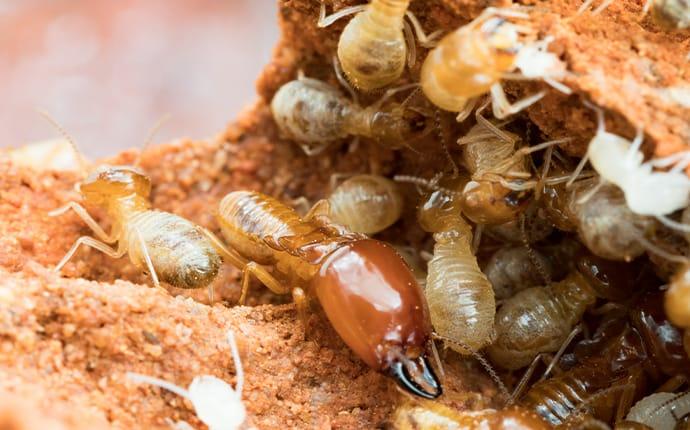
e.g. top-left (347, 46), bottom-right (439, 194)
top-left (417, 180), bottom-right (496, 353)
top-left (318, 0), bottom-right (439, 91)
top-left (43, 115), bottom-right (240, 294)
top-left (309, 174), bottom-right (404, 234)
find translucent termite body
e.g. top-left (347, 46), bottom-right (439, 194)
top-left (417, 186), bottom-right (495, 353)
top-left (458, 121), bottom-right (534, 225)
top-left (216, 191), bottom-right (441, 399)
top-left (51, 165), bottom-right (227, 291)
top-left (329, 0), bottom-right (410, 91)
top-left (312, 174), bottom-right (404, 235)
top-left (665, 264), bottom-right (690, 357)
top-left (623, 392), bottom-right (690, 430)
top-left (390, 401), bottom-right (550, 430)
top-left (270, 78), bottom-right (424, 153)
top-left (488, 254), bottom-right (633, 369)
top-left (543, 178), bottom-right (654, 261)
top-left (485, 245), bottom-right (553, 300)
top-left (421, 7), bottom-right (568, 119)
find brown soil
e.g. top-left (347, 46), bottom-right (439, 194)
top-left (1, 0), bottom-right (688, 429)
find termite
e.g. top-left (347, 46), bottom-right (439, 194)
top-left (488, 254), bottom-right (635, 370)
top-left (420, 7), bottom-right (570, 120)
top-left (270, 77), bottom-right (427, 155)
top-left (457, 118), bottom-right (570, 225)
top-left (42, 114), bottom-right (234, 295)
top-left (416, 181), bottom-right (496, 353)
top-left (318, 0), bottom-right (438, 91)
top-left (127, 330), bottom-right (246, 430)
top-left (309, 174), bottom-right (404, 235)
top-left (389, 401), bottom-right (550, 430)
top-left (622, 392), bottom-right (690, 429)
top-left (484, 245), bottom-right (554, 300)
top-left (215, 191), bottom-right (441, 398)
top-left (577, 0), bottom-right (689, 29)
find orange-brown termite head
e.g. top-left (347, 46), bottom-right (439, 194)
top-left (79, 165), bottom-right (152, 208)
top-left (311, 239), bottom-right (442, 399)
top-left (461, 180), bottom-right (532, 225)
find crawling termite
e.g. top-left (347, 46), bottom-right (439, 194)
top-left (415, 178), bottom-right (496, 353)
top-left (310, 174), bottom-right (404, 235)
top-left (318, 0), bottom-right (437, 91)
top-left (43, 114), bottom-right (239, 295)
top-left (215, 191), bottom-right (441, 399)
top-left (270, 77), bottom-right (427, 154)
top-left (420, 7), bottom-right (570, 120)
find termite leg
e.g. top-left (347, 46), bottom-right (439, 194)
top-left (566, 152), bottom-right (590, 188)
top-left (657, 375), bottom-right (687, 393)
top-left (328, 172), bottom-right (357, 192)
top-left (304, 199), bottom-right (331, 222)
top-left (490, 82), bottom-right (546, 119)
top-left (317, 3), bottom-right (367, 28)
top-left (289, 197), bottom-right (312, 217)
top-left (54, 236), bottom-right (126, 273)
top-left (456, 97), bottom-right (479, 122)
top-left (239, 262), bottom-right (290, 305)
top-left (371, 83), bottom-right (420, 110)
top-left (539, 324), bottom-right (583, 381)
top-left (614, 374), bottom-right (642, 423)
top-left (292, 287), bottom-right (310, 329)
top-left (403, 19), bottom-right (416, 68)
top-left (404, 11), bottom-right (443, 48)
top-left (135, 228), bottom-right (160, 289)
top-left (474, 97), bottom-right (516, 143)
top-left (49, 202), bottom-right (116, 243)
top-left (511, 353), bottom-right (545, 403)
top-left (332, 55), bottom-right (358, 103)
top-left (200, 228), bottom-right (249, 269)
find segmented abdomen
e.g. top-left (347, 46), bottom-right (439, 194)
top-left (425, 231), bottom-right (495, 352)
top-left (520, 372), bottom-right (592, 426)
top-left (125, 211), bottom-right (221, 289)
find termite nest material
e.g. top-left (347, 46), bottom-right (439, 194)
top-left (3, 0), bottom-right (690, 428)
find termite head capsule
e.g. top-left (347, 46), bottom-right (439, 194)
top-left (461, 180), bottom-right (532, 225)
top-left (368, 105), bottom-right (425, 147)
top-left (312, 239), bottom-right (442, 399)
top-left (79, 165), bottom-right (151, 206)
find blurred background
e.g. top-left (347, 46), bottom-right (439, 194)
top-left (0, 0), bottom-right (278, 158)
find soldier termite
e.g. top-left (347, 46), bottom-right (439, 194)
top-left (415, 179), bottom-right (496, 353)
top-left (389, 400), bottom-right (550, 430)
top-left (270, 77), bottom-right (428, 155)
top-left (127, 330), bottom-right (246, 430)
top-left (215, 190), bottom-right (441, 399)
top-left (420, 7), bottom-right (570, 120)
top-left (318, 0), bottom-right (440, 91)
top-left (309, 174), bottom-right (404, 235)
top-left (41, 113), bottom-right (235, 297)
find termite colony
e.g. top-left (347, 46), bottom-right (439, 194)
top-left (43, 0), bottom-right (690, 428)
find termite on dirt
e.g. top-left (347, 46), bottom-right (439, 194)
top-left (270, 76), bottom-right (428, 155)
top-left (215, 190), bottom-right (441, 399)
top-left (414, 178), bottom-right (496, 353)
top-left (42, 113), bottom-right (238, 296)
top-left (488, 254), bottom-right (635, 371)
top-left (389, 400), bottom-right (550, 430)
top-left (420, 7), bottom-right (571, 120)
top-left (308, 174), bottom-right (404, 235)
top-left (318, 0), bottom-right (439, 91)
top-left (128, 330), bottom-right (247, 430)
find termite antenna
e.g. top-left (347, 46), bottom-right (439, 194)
top-left (633, 229), bottom-right (690, 264)
top-left (651, 391), bottom-right (690, 416)
top-left (656, 215), bottom-right (690, 234)
top-left (36, 109), bottom-right (89, 176)
top-left (393, 175), bottom-right (463, 196)
top-left (431, 333), bottom-right (510, 400)
top-left (135, 114), bottom-right (171, 168)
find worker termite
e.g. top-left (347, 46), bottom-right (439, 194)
top-left (577, 0), bottom-right (689, 29)
top-left (420, 7), bottom-right (570, 120)
top-left (622, 392), bottom-right (690, 429)
top-left (389, 401), bottom-right (550, 430)
top-left (216, 191), bottom-right (441, 399)
top-left (127, 330), bottom-right (247, 430)
top-left (485, 245), bottom-right (554, 300)
top-left (416, 180), bottom-right (496, 353)
top-left (318, 0), bottom-right (438, 91)
top-left (270, 77), bottom-right (427, 154)
top-left (488, 254), bottom-right (635, 370)
top-left (42, 113), bottom-right (234, 295)
top-left (309, 174), bottom-right (404, 235)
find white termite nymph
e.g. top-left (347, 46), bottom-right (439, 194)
top-left (127, 330), bottom-right (246, 430)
